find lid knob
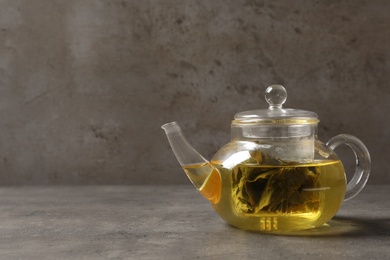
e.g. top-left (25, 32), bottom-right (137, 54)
top-left (265, 84), bottom-right (287, 110)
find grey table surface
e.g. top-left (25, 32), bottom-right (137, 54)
top-left (0, 185), bottom-right (388, 260)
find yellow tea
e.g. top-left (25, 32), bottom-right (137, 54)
top-left (183, 160), bottom-right (346, 232)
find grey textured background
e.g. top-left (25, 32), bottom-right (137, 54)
top-left (0, 0), bottom-right (388, 185)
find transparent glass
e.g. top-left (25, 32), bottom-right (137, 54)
top-left (162, 84), bottom-right (370, 233)
top-left (161, 122), bottom-right (221, 204)
top-left (327, 134), bottom-right (371, 201)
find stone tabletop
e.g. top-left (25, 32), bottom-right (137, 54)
top-left (0, 185), bottom-right (389, 259)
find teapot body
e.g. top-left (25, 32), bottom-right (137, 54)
top-left (162, 85), bottom-right (370, 234)
top-left (209, 138), bottom-right (346, 233)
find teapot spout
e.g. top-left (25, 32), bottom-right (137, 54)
top-left (161, 122), bottom-right (221, 203)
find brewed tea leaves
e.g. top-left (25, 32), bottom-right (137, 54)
top-left (232, 153), bottom-right (320, 214)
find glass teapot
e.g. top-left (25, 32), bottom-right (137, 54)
top-left (162, 85), bottom-right (371, 233)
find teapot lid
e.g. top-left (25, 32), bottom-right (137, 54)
top-left (233, 84), bottom-right (319, 125)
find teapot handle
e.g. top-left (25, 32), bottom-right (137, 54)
top-left (327, 134), bottom-right (371, 201)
